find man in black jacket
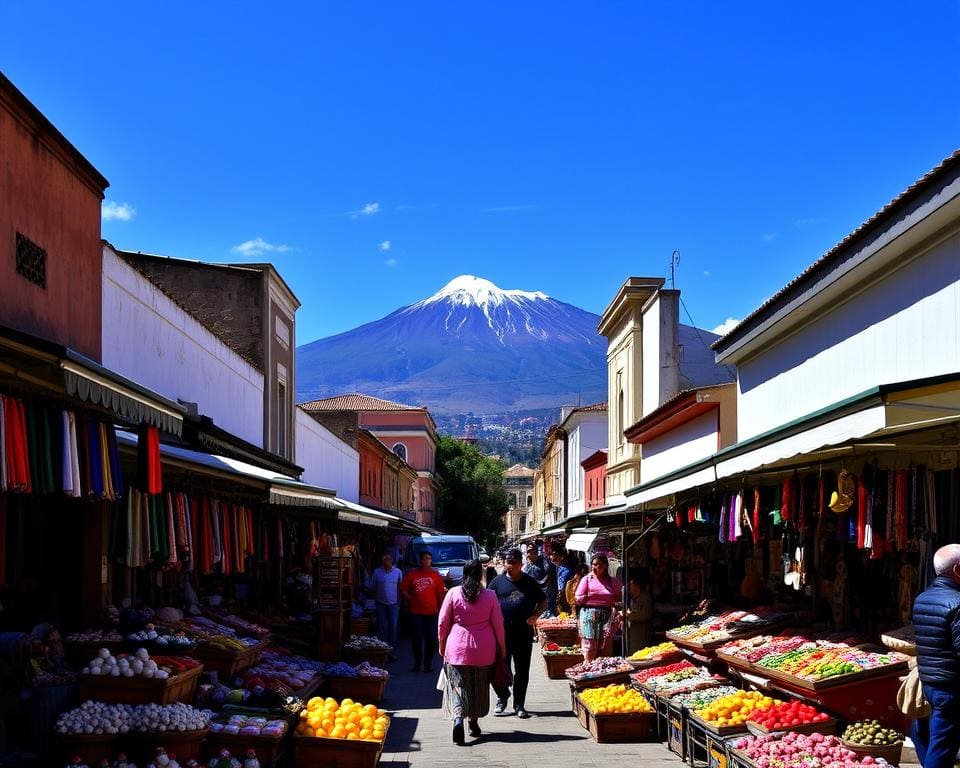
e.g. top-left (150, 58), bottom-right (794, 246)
top-left (911, 544), bottom-right (960, 768)
top-left (489, 548), bottom-right (546, 719)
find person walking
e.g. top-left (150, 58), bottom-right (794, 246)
top-left (575, 553), bottom-right (623, 660)
top-left (551, 546), bottom-right (573, 613)
top-left (367, 553), bottom-right (403, 659)
top-left (489, 548), bottom-right (546, 719)
top-left (400, 551), bottom-right (447, 673)
top-left (911, 543), bottom-right (960, 768)
top-left (437, 559), bottom-right (507, 745)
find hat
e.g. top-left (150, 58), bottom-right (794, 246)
top-left (505, 548), bottom-right (523, 562)
top-left (828, 469), bottom-right (855, 514)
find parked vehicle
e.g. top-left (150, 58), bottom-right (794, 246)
top-left (402, 534), bottom-right (484, 587)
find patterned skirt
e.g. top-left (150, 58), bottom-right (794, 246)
top-left (441, 662), bottom-right (493, 720)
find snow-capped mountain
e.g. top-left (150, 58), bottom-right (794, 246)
top-left (296, 275), bottom-right (608, 414)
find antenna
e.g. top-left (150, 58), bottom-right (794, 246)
top-left (670, 250), bottom-right (680, 289)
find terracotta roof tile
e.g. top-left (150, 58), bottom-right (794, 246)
top-left (299, 392), bottom-right (423, 412)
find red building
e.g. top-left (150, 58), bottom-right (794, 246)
top-left (581, 450), bottom-right (608, 511)
top-left (0, 73), bottom-right (109, 360)
top-left (301, 393), bottom-right (437, 526)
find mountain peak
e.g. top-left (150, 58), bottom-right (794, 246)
top-left (414, 275), bottom-right (549, 310)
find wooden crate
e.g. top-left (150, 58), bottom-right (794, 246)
top-left (542, 652), bottom-right (583, 680)
top-left (342, 647), bottom-right (390, 667)
top-left (840, 738), bottom-right (903, 766)
top-left (538, 627), bottom-right (579, 647)
top-left (293, 719), bottom-right (388, 768)
top-left (57, 733), bottom-right (119, 765)
top-left (666, 699), bottom-right (687, 759)
top-left (128, 728), bottom-right (209, 764)
top-left (351, 617), bottom-right (374, 636)
top-left (193, 642), bottom-right (265, 680)
top-left (205, 731), bottom-right (285, 768)
top-left (77, 665), bottom-right (202, 704)
top-left (323, 676), bottom-right (388, 705)
top-left (583, 707), bottom-right (656, 743)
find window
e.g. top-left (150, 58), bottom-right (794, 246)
top-left (527, 494), bottom-right (533, 507)
top-left (519, 515), bottom-right (526, 532)
top-left (277, 381), bottom-right (288, 457)
top-left (617, 369), bottom-right (625, 446)
top-left (392, 443), bottom-right (407, 462)
top-left (15, 232), bottom-right (46, 289)
top-left (509, 492), bottom-right (518, 507)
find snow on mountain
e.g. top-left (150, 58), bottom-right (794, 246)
top-left (296, 275), bottom-right (607, 414)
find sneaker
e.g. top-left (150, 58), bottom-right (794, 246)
top-left (494, 699), bottom-right (508, 715)
top-left (515, 707), bottom-right (531, 719)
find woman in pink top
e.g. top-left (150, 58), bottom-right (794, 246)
top-left (438, 558), bottom-right (506, 745)
top-left (574, 553), bottom-right (623, 660)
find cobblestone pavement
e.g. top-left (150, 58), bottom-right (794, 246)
top-left (378, 639), bottom-right (684, 768)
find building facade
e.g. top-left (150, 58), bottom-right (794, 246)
top-left (581, 450), bottom-right (608, 511)
top-left (0, 73), bottom-right (108, 362)
top-left (559, 403), bottom-right (608, 518)
top-left (503, 463), bottom-right (536, 541)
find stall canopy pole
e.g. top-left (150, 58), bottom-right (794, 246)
top-left (620, 507), bottom-right (669, 656)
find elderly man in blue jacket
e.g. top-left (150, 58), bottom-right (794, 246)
top-left (911, 543), bottom-right (960, 768)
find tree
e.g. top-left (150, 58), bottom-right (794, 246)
top-left (435, 436), bottom-right (509, 548)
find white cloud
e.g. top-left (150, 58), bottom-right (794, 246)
top-left (761, 233), bottom-right (778, 242)
top-left (378, 240), bottom-right (392, 252)
top-left (230, 237), bottom-right (292, 257)
top-left (712, 317), bottom-right (741, 335)
top-left (481, 204), bottom-right (539, 213)
top-left (384, 258), bottom-right (399, 267)
top-left (703, 270), bottom-right (711, 277)
top-left (794, 217), bottom-right (819, 227)
top-left (102, 201), bottom-right (135, 221)
top-left (346, 201), bottom-right (380, 218)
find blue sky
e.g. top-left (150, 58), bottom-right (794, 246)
top-left (3, 2), bottom-right (958, 342)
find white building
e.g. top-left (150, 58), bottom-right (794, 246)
top-left (559, 403), bottom-right (608, 518)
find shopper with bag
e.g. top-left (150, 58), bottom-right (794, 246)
top-left (911, 543), bottom-right (960, 768)
top-left (400, 550), bottom-right (447, 673)
top-left (575, 553), bottom-right (623, 660)
top-left (489, 548), bottom-right (546, 719)
top-left (437, 559), bottom-right (506, 745)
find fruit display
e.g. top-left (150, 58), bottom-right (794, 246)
top-left (179, 618), bottom-right (260, 649)
top-left (629, 641), bottom-right (678, 661)
top-left (66, 629), bottom-right (124, 643)
top-left (320, 661), bottom-right (389, 679)
top-left (564, 657), bottom-right (634, 681)
top-left (542, 643), bottom-right (582, 655)
top-left (203, 611), bottom-right (270, 637)
top-left (842, 720), bottom-right (903, 747)
top-left (693, 690), bottom-right (777, 727)
top-left (667, 608), bottom-right (789, 647)
top-left (669, 685), bottom-right (741, 711)
top-left (208, 748), bottom-right (263, 768)
top-left (80, 648), bottom-right (200, 680)
top-left (748, 700), bottom-right (832, 731)
top-left (208, 714), bottom-right (287, 738)
top-left (63, 756), bottom-right (138, 768)
top-left (631, 660), bottom-right (695, 684)
top-left (579, 684), bottom-right (654, 715)
top-left (343, 635), bottom-right (391, 651)
top-left (756, 647), bottom-right (907, 682)
top-left (734, 732), bottom-right (891, 767)
top-left (634, 663), bottom-right (717, 696)
top-left (295, 697), bottom-right (389, 741)
top-left (536, 616), bottom-right (578, 629)
top-left (146, 748), bottom-right (184, 768)
top-left (719, 634), bottom-right (817, 663)
top-left (55, 702), bottom-right (211, 735)
top-left (240, 654), bottom-right (321, 692)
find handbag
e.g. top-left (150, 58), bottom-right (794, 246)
top-left (493, 649), bottom-right (513, 689)
top-left (896, 666), bottom-right (931, 718)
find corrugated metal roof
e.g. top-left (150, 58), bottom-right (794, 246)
top-left (299, 392), bottom-right (423, 412)
top-left (713, 149), bottom-right (960, 351)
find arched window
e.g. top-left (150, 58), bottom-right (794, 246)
top-left (392, 443), bottom-right (407, 462)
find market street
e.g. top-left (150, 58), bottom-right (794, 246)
top-left (379, 641), bottom-right (684, 768)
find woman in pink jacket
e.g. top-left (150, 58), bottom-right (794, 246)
top-left (438, 558), bottom-right (506, 745)
top-left (574, 553), bottom-right (623, 660)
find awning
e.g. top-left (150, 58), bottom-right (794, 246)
top-left (564, 530), bottom-right (599, 552)
top-left (336, 498), bottom-right (392, 528)
top-left (625, 373), bottom-right (960, 503)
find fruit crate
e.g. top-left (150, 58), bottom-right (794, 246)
top-left (687, 714), bottom-right (745, 768)
top-left (342, 647), bottom-right (390, 667)
top-left (538, 627), bottom-right (579, 647)
top-left (746, 717), bottom-right (838, 737)
top-left (323, 675), bottom-right (388, 705)
top-left (728, 747), bottom-right (757, 768)
top-left (840, 738), bottom-right (903, 766)
top-left (193, 641), bottom-right (266, 679)
top-left (293, 717), bottom-right (389, 768)
top-left (542, 651), bottom-right (583, 680)
top-left (567, 672), bottom-right (632, 715)
top-left (205, 730), bottom-right (285, 768)
top-left (666, 699), bottom-right (688, 759)
top-left (579, 701), bottom-right (656, 744)
top-left (77, 665), bottom-right (202, 704)
top-left (57, 733), bottom-right (119, 765)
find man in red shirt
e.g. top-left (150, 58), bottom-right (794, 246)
top-left (400, 551), bottom-right (447, 672)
